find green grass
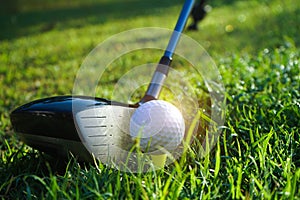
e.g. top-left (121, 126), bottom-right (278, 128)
top-left (1, 0), bottom-right (300, 199)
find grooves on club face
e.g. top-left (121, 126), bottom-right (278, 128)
top-left (75, 101), bottom-right (136, 164)
top-left (10, 96), bottom-right (137, 161)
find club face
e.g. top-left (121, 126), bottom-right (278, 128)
top-left (74, 104), bottom-right (136, 164)
top-left (10, 96), bottom-right (135, 162)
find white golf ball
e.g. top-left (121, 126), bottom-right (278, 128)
top-left (130, 100), bottom-right (185, 153)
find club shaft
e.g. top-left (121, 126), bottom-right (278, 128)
top-left (141, 0), bottom-right (195, 103)
top-left (164, 0), bottom-right (195, 59)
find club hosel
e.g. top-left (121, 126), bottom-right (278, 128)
top-left (145, 71), bottom-right (167, 97)
top-left (139, 56), bottom-right (172, 104)
top-left (157, 55), bottom-right (172, 75)
top-left (140, 71), bottom-right (166, 103)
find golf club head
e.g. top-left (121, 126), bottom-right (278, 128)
top-left (10, 96), bottom-right (136, 162)
top-left (9, 0), bottom-right (201, 171)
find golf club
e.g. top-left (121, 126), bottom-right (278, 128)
top-left (10, 0), bottom-right (195, 167)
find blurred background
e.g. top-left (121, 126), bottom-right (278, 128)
top-left (1, 0), bottom-right (299, 53)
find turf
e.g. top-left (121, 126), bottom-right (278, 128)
top-left (1, 0), bottom-right (300, 199)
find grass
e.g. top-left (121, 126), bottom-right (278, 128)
top-left (1, 0), bottom-right (300, 199)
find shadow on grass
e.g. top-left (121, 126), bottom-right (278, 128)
top-left (0, 150), bottom-right (82, 198)
top-left (1, 150), bottom-right (132, 199)
top-left (0, 0), bottom-right (181, 40)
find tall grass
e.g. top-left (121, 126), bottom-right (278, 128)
top-left (1, 0), bottom-right (299, 199)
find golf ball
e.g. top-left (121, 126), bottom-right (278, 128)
top-left (130, 100), bottom-right (185, 153)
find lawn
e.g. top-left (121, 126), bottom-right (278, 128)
top-left (0, 0), bottom-right (300, 199)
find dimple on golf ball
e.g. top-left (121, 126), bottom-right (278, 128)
top-left (130, 100), bottom-right (185, 153)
